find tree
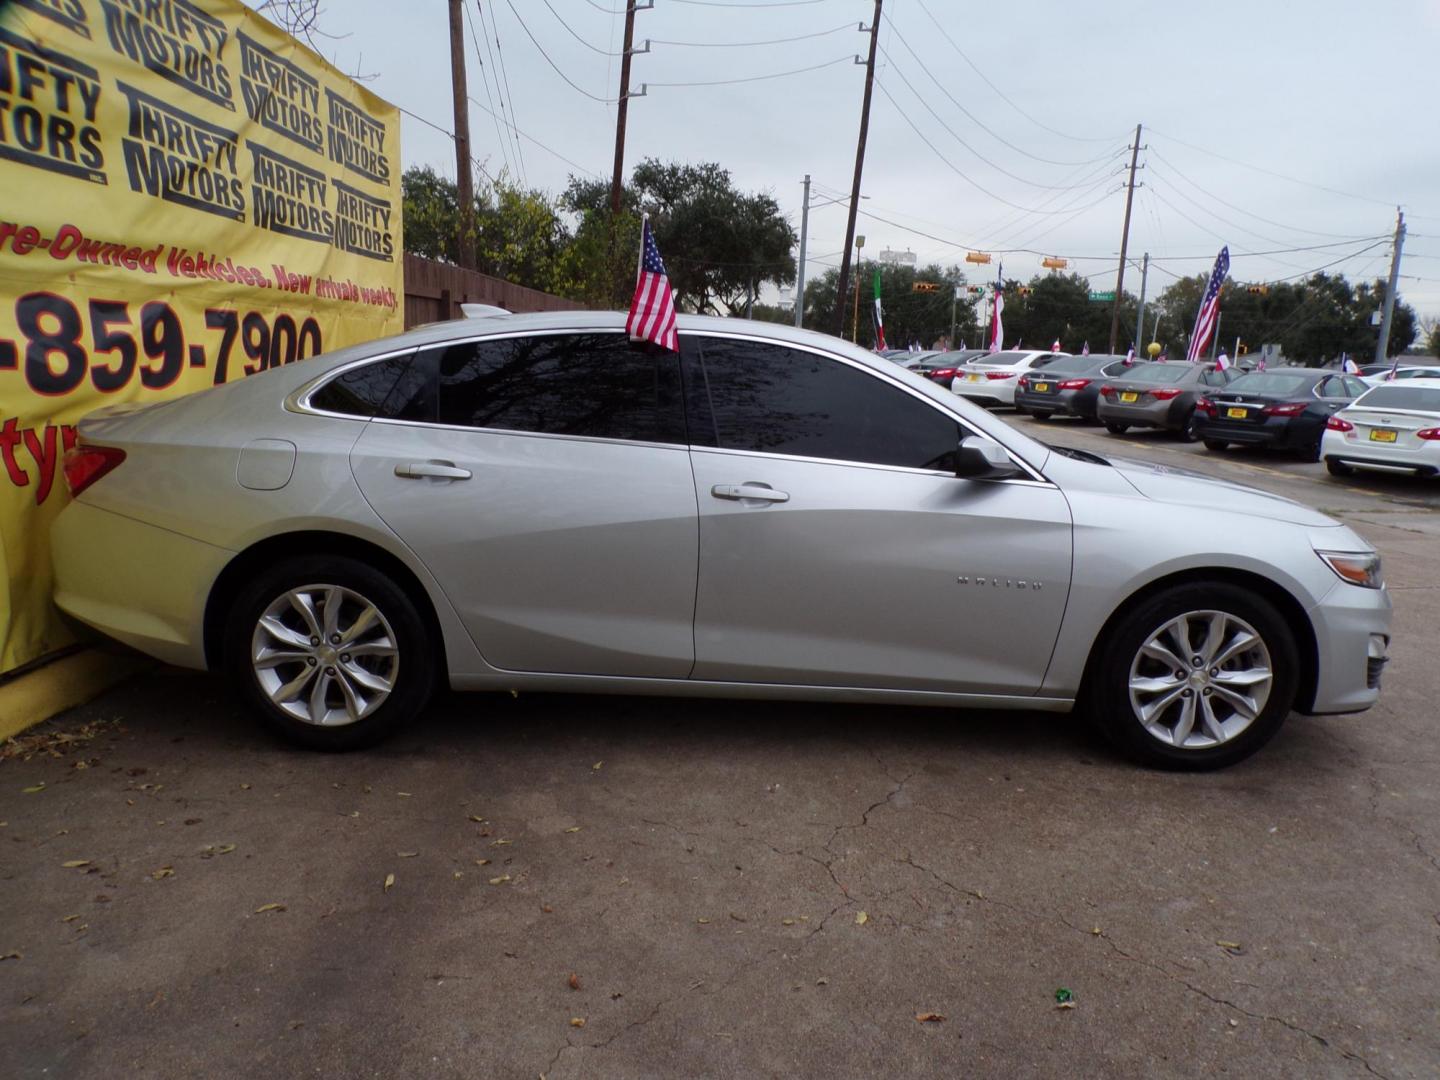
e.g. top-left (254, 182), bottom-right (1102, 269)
top-left (802, 261), bottom-right (979, 349)
top-left (566, 160), bottom-right (796, 315)
top-left (995, 272), bottom-right (1138, 354)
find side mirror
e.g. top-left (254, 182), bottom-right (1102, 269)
top-left (955, 435), bottom-right (1023, 481)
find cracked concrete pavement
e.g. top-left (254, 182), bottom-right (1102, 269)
top-left (2, 419), bottom-right (1437, 1079)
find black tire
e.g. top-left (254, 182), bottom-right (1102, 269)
top-left (1177, 410), bottom-right (1199, 442)
top-left (1104, 422), bottom-right (1130, 435)
top-left (223, 555), bottom-right (436, 750)
top-left (1300, 439), bottom-right (1323, 463)
top-left (1082, 583), bottom-right (1299, 770)
top-left (1326, 457), bottom-right (1354, 477)
top-left (1030, 411), bottom-right (1053, 421)
top-left (1202, 439), bottom-right (1228, 451)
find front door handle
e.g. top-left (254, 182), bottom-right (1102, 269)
top-left (395, 461), bottom-right (472, 481)
top-left (711, 482), bottom-right (789, 503)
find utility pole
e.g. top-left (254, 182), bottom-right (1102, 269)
top-left (447, 0), bottom-right (476, 270)
top-left (1133, 252), bottom-right (1149, 352)
top-left (1376, 207), bottom-right (1406, 363)
top-left (609, 1), bottom-right (639, 219)
top-left (1108, 123), bottom-right (1142, 353)
top-left (794, 174), bottom-right (810, 328)
top-left (834, 0), bottom-right (882, 337)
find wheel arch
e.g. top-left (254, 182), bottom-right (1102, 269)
top-left (1078, 567), bottom-right (1319, 713)
top-left (203, 530), bottom-right (448, 678)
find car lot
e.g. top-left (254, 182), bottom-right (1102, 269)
top-left (2, 410), bottom-right (1438, 1079)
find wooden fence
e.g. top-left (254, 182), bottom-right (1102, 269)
top-left (403, 254), bottom-right (585, 328)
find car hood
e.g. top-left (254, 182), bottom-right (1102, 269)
top-left (1106, 456), bottom-right (1338, 526)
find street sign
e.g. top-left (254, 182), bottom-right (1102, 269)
top-left (912, 282), bottom-right (942, 293)
top-left (1088, 290), bottom-right (1116, 302)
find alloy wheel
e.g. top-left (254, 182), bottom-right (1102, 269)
top-left (250, 584), bottom-right (400, 726)
top-left (1127, 609), bottom-right (1273, 750)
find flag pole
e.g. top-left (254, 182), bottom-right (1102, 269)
top-left (635, 213), bottom-right (648, 285)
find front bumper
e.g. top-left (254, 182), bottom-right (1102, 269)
top-left (51, 500), bottom-right (232, 670)
top-left (1301, 577), bottom-right (1392, 715)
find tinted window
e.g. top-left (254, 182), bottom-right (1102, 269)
top-left (1200, 367), bottom-right (1230, 386)
top-left (1122, 363), bottom-right (1186, 384)
top-left (1226, 372), bottom-right (1315, 396)
top-left (1342, 377), bottom-right (1368, 397)
top-left (309, 354), bottom-right (412, 417)
top-left (1039, 354), bottom-right (1101, 374)
top-left (1355, 385), bottom-right (1440, 411)
top-left (687, 338), bottom-right (961, 471)
top-left (389, 333), bottom-right (685, 444)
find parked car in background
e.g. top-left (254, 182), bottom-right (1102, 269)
top-left (49, 311), bottom-right (1390, 769)
top-left (1096, 361), bottom-right (1237, 438)
top-left (951, 349), bottom-right (1067, 407)
top-left (1013, 353), bottom-right (1136, 421)
top-left (1192, 369), bottom-right (1367, 460)
top-left (918, 348), bottom-right (992, 386)
top-left (1321, 379), bottom-right (1440, 479)
top-left (1359, 363), bottom-right (1440, 387)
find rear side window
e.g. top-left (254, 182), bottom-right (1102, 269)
top-left (308, 354), bottom-right (413, 417)
top-left (685, 336), bottom-right (960, 471)
top-left (385, 333), bottom-right (686, 444)
top-left (1200, 368), bottom-right (1230, 386)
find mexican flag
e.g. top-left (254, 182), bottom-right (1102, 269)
top-left (872, 269), bottom-right (887, 350)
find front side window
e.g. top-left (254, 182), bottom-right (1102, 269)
top-left (385, 333), bottom-right (685, 444)
top-left (685, 337), bottom-right (961, 471)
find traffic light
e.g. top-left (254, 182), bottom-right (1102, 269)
top-left (1016, 286), bottom-right (1033, 297)
top-left (1246, 284), bottom-right (1270, 296)
top-left (911, 281), bottom-right (941, 293)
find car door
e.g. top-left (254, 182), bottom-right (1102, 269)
top-left (348, 331), bottom-right (698, 677)
top-left (682, 334), bottom-right (1073, 696)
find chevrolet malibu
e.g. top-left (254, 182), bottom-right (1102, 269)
top-left (51, 313), bottom-right (1391, 769)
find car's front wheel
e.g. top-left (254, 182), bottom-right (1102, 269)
top-left (1104, 422), bottom-right (1129, 435)
top-left (224, 555), bottom-right (436, 750)
top-left (1084, 583), bottom-right (1299, 770)
top-left (1030, 411), bottom-right (1052, 421)
top-left (1202, 439), bottom-right (1228, 451)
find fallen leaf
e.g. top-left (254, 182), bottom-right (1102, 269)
top-left (254, 902), bottom-right (286, 914)
top-left (62, 915), bottom-right (80, 923)
top-left (151, 867), bottom-right (174, 880)
top-left (564, 826), bottom-right (581, 833)
top-left (468, 815), bottom-right (485, 823)
top-left (23, 784), bottom-right (45, 794)
top-left (1, 952), bottom-right (19, 961)
top-left (915, 1012), bottom-right (945, 1023)
top-left (569, 1017), bottom-right (586, 1028)
top-left (289, 1021), bottom-right (305, 1030)
top-left (541, 904), bottom-right (554, 913)
top-left (61, 860), bottom-right (90, 869)
top-left (384, 873), bottom-right (395, 891)
top-left (729, 912), bottom-right (747, 922)
top-left (491, 839), bottom-right (511, 846)
top-left (147, 990), bottom-right (164, 1009)
top-left (1091, 927), bottom-right (1102, 936)
top-left (781, 918), bottom-right (795, 926)
top-left (592, 761), bottom-right (603, 771)
top-left (239, 783), bottom-right (252, 790)
top-left (215, 843), bottom-right (236, 855)
top-left (362, 785), bottom-right (372, 794)
top-left (816, 978), bottom-right (828, 986)
top-left (183, 818), bottom-right (201, 826)
top-left (474, 858), bottom-right (491, 866)
top-left (855, 911), bottom-right (869, 925)
top-left (696, 917), bottom-right (710, 925)
top-left (568, 973), bottom-right (581, 991)
top-left (396, 792), bottom-right (412, 797)
top-left (1216, 940), bottom-right (1243, 950)
top-left (397, 851), bottom-right (418, 858)
top-left (1056, 1001), bottom-right (1077, 1011)
top-left (489, 875), bottom-right (511, 885)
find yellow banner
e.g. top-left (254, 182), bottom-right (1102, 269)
top-left (0, 0), bottom-right (403, 672)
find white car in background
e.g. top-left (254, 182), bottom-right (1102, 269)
top-left (1358, 363), bottom-right (1440, 387)
top-left (1321, 378), bottom-right (1440, 478)
top-left (951, 350), bottom-right (1069, 408)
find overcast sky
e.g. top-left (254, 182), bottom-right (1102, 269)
top-left (275, 0), bottom-right (1440, 322)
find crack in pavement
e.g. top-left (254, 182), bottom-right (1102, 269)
top-left (894, 847), bottom-right (1394, 1080)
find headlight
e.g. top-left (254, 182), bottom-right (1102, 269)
top-left (1316, 550), bottom-right (1383, 589)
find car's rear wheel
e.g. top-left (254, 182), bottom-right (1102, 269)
top-left (1326, 457), bottom-right (1353, 477)
top-left (1084, 583), bottom-right (1298, 770)
top-left (224, 555), bottom-right (435, 750)
top-left (1301, 438), bottom-right (1323, 463)
top-left (1177, 410), bottom-right (1199, 441)
top-left (1104, 422), bottom-right (1129, 435)
top-left (1030, 411), bottom-right (1052, 421)
top-left (1202, 439), bottom-right (1228, 451)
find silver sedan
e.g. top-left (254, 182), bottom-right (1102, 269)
top-left (51, 312), bottom-right (1391, 769)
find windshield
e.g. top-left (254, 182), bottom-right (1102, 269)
top-left (1226, 372), bottom-right (1314, 396)
top-left (1036, 354), bottom-right (1101, 373)
top-left (1355, 385), bottom-right (1440, 411)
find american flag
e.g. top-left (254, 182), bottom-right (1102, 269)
top-left (1185, 246), bottom-right (1230, 363)
top-left (627, 216), bottom-right (679, 352)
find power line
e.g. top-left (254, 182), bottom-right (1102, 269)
top-left (467, 96), bottom-right (602, 179)
top-left (647, 54), bottom-right (859, 87)
top-left (462, 1), bottom-right (513, 179)
top-left (876, 44), bottom-right (1120, 191)
top-left (486, 2), bottom-right (530, 181)
top-left (502, 0), bottom-right (618, 103)
top-left (475, 1), bottom-right (526, 183)
top-left (880, 15), bottom-right (1117, 169)
top-left (537, 0), bottom-right (622, 55)
top-left (1147, 128), bottom-right (1397, 209)
top-left (873, 79), bottom-right (1121, 216)
top-left (649, 22), bottom-right (858, 47)
top-left (912, 0), bottom-right (1125, 145)
top-left (671, 0), bottom-right (836, 6)
top-left (579, 0), bottom-right (626, 12)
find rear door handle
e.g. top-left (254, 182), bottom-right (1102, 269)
top-left (711, 482), bottom-right (789, 503)
top-left (395, 461), bottom-right (472, 480)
